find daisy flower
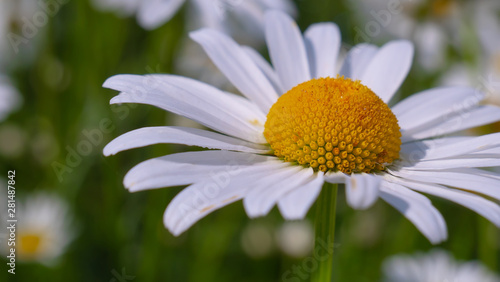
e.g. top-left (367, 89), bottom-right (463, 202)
top-left (104, 11), bottom-right (500, 243)
top-left (2, 193), bottom-right (76, 266)
top-left (383, 249), bottom-right (500, 282)
top-left (93, 0), bottom-right (296, 38)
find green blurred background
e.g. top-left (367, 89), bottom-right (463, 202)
top-left (1, 0), bottom-right (499, 281)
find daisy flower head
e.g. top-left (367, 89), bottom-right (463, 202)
top-left (383, 249), bottom-right (500, 282)
top-left (2, 193), bottom-right (76, 266)
top-left (104, 11), bottom-right (500, 243)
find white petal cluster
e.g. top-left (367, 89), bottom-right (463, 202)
top-left (383, 249), bottom-right (500, 282)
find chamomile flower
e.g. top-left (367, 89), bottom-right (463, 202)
top-left (104, 11), bottom-right (500, 243)
top-left (9, 193), bottom-right (75, 266)
top-left (383, 249), bottom-right (500, 282)
top-left (93, 0), bottom-right (295, 40)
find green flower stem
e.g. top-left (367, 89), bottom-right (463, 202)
top-left (311, 182), bottom-right (338, 282)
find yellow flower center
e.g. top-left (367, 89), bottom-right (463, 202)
top-left (264, 77), bottom-right (401, 174)
top-left (19, 233), bottom-right (42, 257)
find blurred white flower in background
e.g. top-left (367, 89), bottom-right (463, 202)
top-left (0, 0), bottom-right (44, 70)
top-left (1, 193), bottom-right (76, 266)
top-left (472, 0), bottom-right (500, 106)
top-left (240, 220), bottom-right (314, 259)
top-left (180, 0), bottom-right (295, 89)
top-left (441, 1), bottom-right (500, 107)
top-left (186, 0), bottom-right (296, 47)
top-left (92, 0), bottom-right (296, 40)
top-left (93, 0), bottom-right (296, 91)
top-left (240, 221), bottom-right (274, 258)
top-left (349, 0), bottom-right (462, 72)
top-left (383, 249), bottom-right (500, 282)
top-left (0, 76), bottom-right (21, 122)
top-left (276, 221), bottom-right (313, 258)
top-left (0, 124), bottom-right (26, 158)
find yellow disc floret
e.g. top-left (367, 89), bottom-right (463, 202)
top-left (264, 77), bottom-right (401, 174)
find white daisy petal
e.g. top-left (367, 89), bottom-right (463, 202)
top-left (277, 173), bottom-right (325, 220)
top-left (164, 161), bottom-right (287, 224)
top-left (389, 169), bottom-right (500, 201)
top-left (124, 151), bottom-right (275, 192)
top-left (137, 0), bottom-right (185, 30)
top-left (400, 136), bottom-right (478, 163)
top-left (360, 40), bottom-right (414, 103)
top-left (304, 23), bottom-right (341, 79)
top-left (244, 166), bottom-right (310, 218)
top-left (339, 43), bottom-right (378, 80)
top-left (400, 157), bottom-right (500, 170)
top-left (164, 161), bottom-right (288, 236)
top-left (400, 132), bottom-right (500, 161)
top-left (345, 173), bottom-right (381, 210)
top-left (380, 181), bottom-right (447, 244)
top-left (219, 90), bottom-right (267, 122)
top-left (103, 74), bottom-right (266, 143)
top-left (265, 10), bottom-right (311, 92)
top-left (400, 138), bottom-right (466, 163)
top-left (402, 105), bottom-right (500, 142)
top-left (324, 171), bottom-right (348, 184)
top-left (471, 147), bottom-right (500, 155)
top-left (388, 176), bottom-right (500, 227)
top-left (393, 87), bottom-right (483, 132)
top-left (190, 29), bottom-right (278, 112)
top-left (103, 126), bottom-right (270, 156)
top-left (242, 45), bottom-right (284, 94)
top-left (452, 167), bottom-right (500, 180)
